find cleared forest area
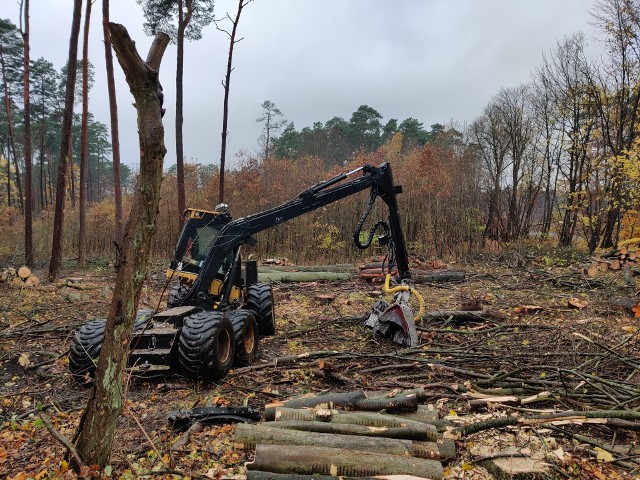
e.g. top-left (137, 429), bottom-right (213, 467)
top-left (0, 244), bottom-right (639, 478)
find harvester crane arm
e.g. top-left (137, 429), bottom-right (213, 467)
top-left (184, 162), bottom-right (410, 308)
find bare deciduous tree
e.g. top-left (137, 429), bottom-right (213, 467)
top-left (74, 23), bottom-right (169, 469)
top-left (215, 0), bottom-right (252, 203)
top-left (78, 0), bottom-right (92, 267)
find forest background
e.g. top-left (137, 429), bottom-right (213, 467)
top-left (1, 0), bottom-right (640, 269)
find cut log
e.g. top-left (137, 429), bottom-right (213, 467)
top-left (586, 264), bottom-right (599, 277)
top-left (273, 409), bottom-right (437, 441)
top-left (260, 264), bottom-right (354, 273)
top-left (413, 270), bottom-right (465, 284)
top-left (353, 393), bottom-right (419, 413)
top-left (266, 419), bottom-right (436, 442)
top-left (264, 391), bottom-right (366, 421)
top-left (568, 298), bottom-right (588, 310)
top-left (234, 423), bottom-right (439, 459)
top-left (0, 269), bottom-right (8, 282)
top-left (11, 277), bottom-right (25, 287)
top-left (247, 472), bottom-right (340, 480)
top-left (17, 266), bottom-right (32, 279)
top-left (258, 271), bottom-right (350, 283)
top-left (248, 444), bottom-right (443, 478)
top-left (392, 404), bottom-right (439, 424)
top-left (314, 294), bottom-right (336, 304)
top-left (611, 259), bottom-right (621, 270)
top-left (24, 275), bottom-right (40, 287)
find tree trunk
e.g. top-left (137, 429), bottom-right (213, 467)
top-left (0, 44), bottom-right (23, 210)
top-left (49, 0), bottom-right (82, 281)
top-left (21, 0), bottom-right (33, 265)
top-left (69, 133), bottom-right (75, 208)
top-left (248, 444), bottom-right (443, 478)
top-left (78, 0), bottom-right (91, 268)
top-left (102, 0), bottom-right (123, 243)
top-left (39, 123), bottom-right (45, 209)
top-left (218, 0), bottom-right (247, 203)
top-left (175, 1), bottom-right (185, 220)
top-left (73, 23), bottom-right (169, 470)
top-left (5, 143), bottom-right (10, 206)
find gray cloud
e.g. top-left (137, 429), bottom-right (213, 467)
top-left (16, 0), bottom-right (599, 168)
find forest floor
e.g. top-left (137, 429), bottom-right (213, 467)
top-left (1, 244), bottom-right (639, 479)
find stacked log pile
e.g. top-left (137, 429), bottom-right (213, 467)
top-left (0, 266), bottom-right (40, 288)
top-left (586, 239), bottom-right (639, 276)
top-left (358, 257), bottom-right (465, 284)
top-left (237, 389), bottom-right (451, 479)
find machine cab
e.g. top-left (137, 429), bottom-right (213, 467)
top-left (167, 205), bottom-right (243, 302)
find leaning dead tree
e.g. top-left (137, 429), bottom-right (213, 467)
top-left (73, 23), bottom-right (169, 469)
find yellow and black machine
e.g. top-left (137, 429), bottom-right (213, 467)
top-left (69, 162), bottom-right (424, 382)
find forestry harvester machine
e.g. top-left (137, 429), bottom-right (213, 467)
top-left (69, 162), bottom-right (425, 382)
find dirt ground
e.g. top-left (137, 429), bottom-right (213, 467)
top-left (1, 245), bottom-right (639, 479)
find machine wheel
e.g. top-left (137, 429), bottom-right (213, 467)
top-left (245, 283), bottom-right (275, 336)
top-left (167, 284), bottom-right (190, 308)
top-left (178, 311), bottom-right (235, 381)
top-left (69, 310), bottom-right (152, 382)
top-left (228, 309), bottom-right (259, 367)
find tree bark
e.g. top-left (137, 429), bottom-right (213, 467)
top-left (264, 391), bottom-right (366, 420)
top-left (174, 0), bottom-right (193, 224)
top-left (73, 24), bottom-right (169, 469)
top-left (266, 419), bottom-right (435, 442)
top-left (21, 0), bottom-right (33, 265)
top-left (248, 444), bottom-right (443, 478)
top-left (218, 0), bottom-right (248, 203)
top-left (78, 0), bottom-right (92, 268)
top-left (234, 423), bottom-right (439, 459)
top-left (48, 0), bottom-right (82, 281)
top-left (102, 0), bottom-right (123, 243)
top-left (0, 43), bottom-right (22, 210)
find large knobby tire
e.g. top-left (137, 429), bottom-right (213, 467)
top-left (228, 309), bottom-right (259, 367)
top-left (167, 284), bottom-right (190, 308)
top-left (245, 283), bottom-right (275, 336)
top-left (68, 309), bottom-right (153, 382)
top-left (178, 311), bottom-right (235, 381)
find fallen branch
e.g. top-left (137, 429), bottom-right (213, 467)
top-left (39, 413), bottom-right (86, 473)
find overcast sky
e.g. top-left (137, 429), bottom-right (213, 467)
top-left (7, 0), bottom-right (602, 168)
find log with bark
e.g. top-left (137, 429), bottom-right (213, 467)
top-left (234, 423), bottom-right (440, 459)
top-left (266, 419), bottom-right (436, 442)
top-left (264, 391), bottom-right (366, 421)
top-left (262, 264), bottom-right (356, 273)
top-left (358, 266), bottom-right (465, 284)
top-left (247, 444), bottom-right (444, 478)
top-left (273, 408), bottom-right (438, 441)
top-left (351, 392), bottom-right (419, 413)
top-left (258, 271), bottom-right (351, 283)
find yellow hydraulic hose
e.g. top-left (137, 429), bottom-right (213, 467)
top-left (383, 274), bottom-right (425, 320)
